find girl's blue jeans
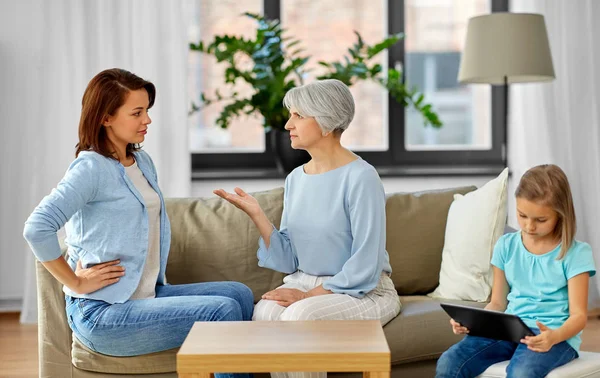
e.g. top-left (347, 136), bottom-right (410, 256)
top-left (66, 281), bottom-right (255, 378)
top-left (435, 331), bottom-right (578, 378)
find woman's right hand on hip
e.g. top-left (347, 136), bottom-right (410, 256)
top-left (214, 187), bottom-right (262, 218)
top-left (450, 318), bottom-right (470, 335)
top-left (73, 259), bottom-right (125, 294)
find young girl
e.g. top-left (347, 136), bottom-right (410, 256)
top-left (23, 69), bottom-right (253, 378)
top-left (436, 164), bottom-right (596, 378)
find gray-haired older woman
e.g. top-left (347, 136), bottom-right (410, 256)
top-left (214, 79), bottom-right (401, 378)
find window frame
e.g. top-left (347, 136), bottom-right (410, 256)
top-left (191, 0), bottom-right (509, 178)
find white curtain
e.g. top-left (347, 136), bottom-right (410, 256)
top-left (508, 0), bottom-right (600, 309)
top-left (2, 0), bottom-right (190, 324)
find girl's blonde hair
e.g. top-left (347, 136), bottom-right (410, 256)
top-left (515, 164), bottom-right (576, 259)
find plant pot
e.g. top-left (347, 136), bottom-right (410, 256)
top-left (268, 128), bottom-right (311, 174)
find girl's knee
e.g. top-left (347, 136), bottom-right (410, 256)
top-left (436, 350), bottom-right (455, 375)
top-left (506, 364), bottom-right (536, 378)
top-left (506, 361), bottom-right (545, 378)
top-left (435, 345), bottom-right (474, 378)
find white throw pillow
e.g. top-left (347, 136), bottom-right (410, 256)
top-left (429, 168), bottom-right (509, 302)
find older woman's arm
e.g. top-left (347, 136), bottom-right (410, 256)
top-left (256, 177), bottom-right (298, 274)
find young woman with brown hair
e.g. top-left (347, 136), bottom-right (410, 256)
top-left (24, 68), bottom-right (253, 378)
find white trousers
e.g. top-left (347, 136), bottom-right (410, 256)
top-left (253, 271), bottom-right (402, 378)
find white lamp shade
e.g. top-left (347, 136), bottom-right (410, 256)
top-left (458, 13), bottom-right (555, 85)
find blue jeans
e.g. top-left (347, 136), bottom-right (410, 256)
top-left (436, 330), bottom-right (578, 378)
top-left (66, 281), bottom-right (254, 378)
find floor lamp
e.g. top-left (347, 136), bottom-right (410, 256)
top-left (458, 13), bottom-right (556, 168)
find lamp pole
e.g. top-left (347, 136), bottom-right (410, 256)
top-left (503, 75), bottom-right (508, 168)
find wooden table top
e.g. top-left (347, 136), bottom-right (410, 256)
top-left (177, 320), bottom-right (391, 373)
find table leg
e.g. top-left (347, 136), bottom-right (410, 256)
top-left (363, 372), bottom-right (390, 378)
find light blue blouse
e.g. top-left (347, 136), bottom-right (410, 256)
top-left (258, 158), bottom-right (392, 298)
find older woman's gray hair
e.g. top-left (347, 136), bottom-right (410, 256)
top-left (283, 79), bottom-right (355, 135)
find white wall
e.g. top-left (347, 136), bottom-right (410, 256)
top-left (0, 0), bottom-right (498, 307)
top-left (191, 176), bottom-right (495, 199)
top-left (0, 0), bottom-right (497, 307)
top-left (0, 0), bottom-right (44, 303)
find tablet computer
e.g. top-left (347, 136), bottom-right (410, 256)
top-left (440, 302), bottom-right (535, 343)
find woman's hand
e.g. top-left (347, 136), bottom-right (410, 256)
top-left (262, 288), bottom-right (308, 307)
top-left (73, 259), bottom-right (125, 294)
top-left (450, 318), bottom-right (470, 335)
top-left (520, 321), bottom-right (558, 352)
top-left (214, 187), bottom-right (263, 219)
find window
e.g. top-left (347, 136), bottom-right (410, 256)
top-left (188, 0), bottom-right (508, 176)
top-left (186, 0), bottom-right (264, 153)
top-left (404, 0), bottom-right (491, 151)
top-left (281, 0), bottom-right (388, 151)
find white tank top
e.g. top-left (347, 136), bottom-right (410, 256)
top-left (125, 160), bottom-right (161, 300)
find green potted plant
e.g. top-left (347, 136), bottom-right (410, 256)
top-left (189, 13), bottom-right (441, 173)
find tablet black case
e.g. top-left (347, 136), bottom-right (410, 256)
top-left (440, 302), bottom-right (536, 343)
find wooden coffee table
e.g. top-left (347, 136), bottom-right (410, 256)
top-left (177, 320), bottom-right (390, 378)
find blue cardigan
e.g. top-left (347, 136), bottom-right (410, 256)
top-left (23, 150), bottom-right (171, 303)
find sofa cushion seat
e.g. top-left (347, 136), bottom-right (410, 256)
top-left (387, 296), bottom-right (486, 365)
top-left (71, 337), bottom-right (177, 374)
top-left (165, 189), bottom-right (286, 303)
top-left (478, 351), bottom-right (600, 378)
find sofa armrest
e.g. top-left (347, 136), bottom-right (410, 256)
top-left (35, 252), bottom-right (73, 377)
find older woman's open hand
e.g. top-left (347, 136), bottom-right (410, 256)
top-left (214, 187), bottom-right (262, 218)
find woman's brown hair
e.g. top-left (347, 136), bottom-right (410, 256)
top-left (75, 68), bottom-right (156, 159)
top-left (515, 164), bottom-right (576, 259)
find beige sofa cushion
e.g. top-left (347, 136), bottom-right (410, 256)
top-left (71, 338), bottom-right (177, 374)
top-left (385, 296), bottom-right (486, 364)
top-left (385, 186), bottom-right (476, 295)
top-left (165, 188), bottom-right (286, 303)
top-left (165, 185), bottom-right (476, 299)
top-left (63, 185), bottom-right (478, 375)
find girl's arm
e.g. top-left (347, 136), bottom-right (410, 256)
top-left (485, 266), bottom-right (509, 312)
top-left (452, 266), bottom-right (508, 335)
top-left (551, 272), bottom-right (590, 343)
